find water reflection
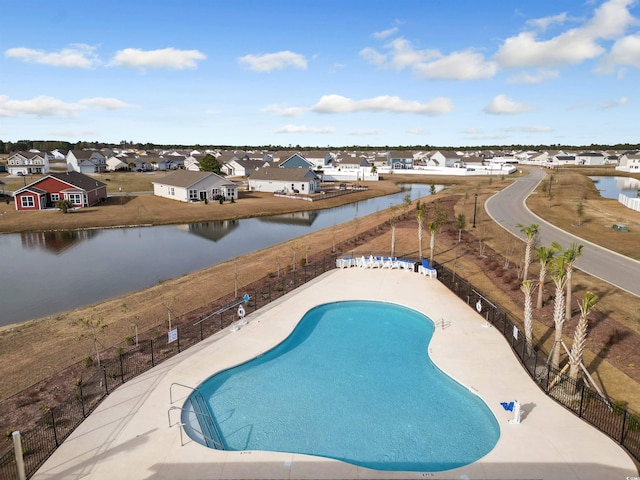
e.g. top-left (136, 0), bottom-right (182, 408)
top-left (20, 230), bottom-right (98, 254)
top-left (590, 176), bottom-right (640, 200)
top-left (258, 211), bottom-right (320, 226)
top-left (177, 220), bottom-right (240, 242)
top-left (1, 183), bottom-right (442, 326)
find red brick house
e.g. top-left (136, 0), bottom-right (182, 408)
top-left (13, 172), bottom-right (108, 211)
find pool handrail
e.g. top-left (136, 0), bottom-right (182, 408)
top-left (169, 382), bottom-right (225, 450)
top-left (167, 405), bottom-right (225, 450)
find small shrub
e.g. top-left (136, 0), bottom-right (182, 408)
top-left (125, 336), bottom-right (134, 346)
top-left (82, 356), bottom-right (94, 368)
top-left (74, 377), bottom-right (83, 387)
top-left (5, 429), bottom-right (15, 441)
top-left (115, 347), bottom-right (124, 358)
top-left (613, 399), bottom-right (627, 416)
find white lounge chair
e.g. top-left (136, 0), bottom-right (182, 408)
top-left (418, 259), bottom-right (437, 278)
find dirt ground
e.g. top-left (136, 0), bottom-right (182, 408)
top-left (1, 168), bottom-right (639, 438)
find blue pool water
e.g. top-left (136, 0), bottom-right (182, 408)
top-left (184, 300), bottom-right (500, 472)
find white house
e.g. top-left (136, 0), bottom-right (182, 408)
top-left (616, 152), bottom-right (640, 172)
top-left (152, 170), bottom-right (238, 202)
top-left (575, 152), bottom-right (605, 166)
top-left (67, 150), bottom-right (107, 174)
top-left (106, 156), bottom-right (129, 172)
top-left (248, 167), bottom-right (320, 193)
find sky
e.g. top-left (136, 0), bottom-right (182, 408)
top-left (2, 0), bottom-right (640, 148)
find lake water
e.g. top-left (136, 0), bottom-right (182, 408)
top-left (590, 176), bottom-right (640, 199)
top-left (0, 184), bottom-right (441, 327)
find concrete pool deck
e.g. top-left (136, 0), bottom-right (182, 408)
top-left (32, 268), bottom-right (638, 480)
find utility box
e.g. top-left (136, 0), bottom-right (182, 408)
top-left (613, 224), bottom-right (629, 232)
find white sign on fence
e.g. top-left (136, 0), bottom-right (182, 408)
top-left (168, 328), bottom-right (178, 344)
top-left (512, 325), bottom-right (519, 340)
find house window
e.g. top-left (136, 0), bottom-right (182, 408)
top-left (21, 196), bottom-right (35, 208)
top-left (67, 193), bottom-right (82, 204)
top-left (189, 189), bottom-right (198, 200)
top-left (50, 193), bottom-right (60, 202)
top-left (169, 187), bottom-right (175, 195)
top-left (301, 184), bottom-right (305, 191)
top-left (226, 188), bottom-right (233, 197)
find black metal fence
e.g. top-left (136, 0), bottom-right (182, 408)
top-left (2, 254), bottom-right (639, 479)
top-left (434, 261), bottom-right (640, 465)
top-left (0, 255), bottom-right (337, 480)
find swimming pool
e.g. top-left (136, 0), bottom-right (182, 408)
top-left (183, 300), bottom-right (500, 472)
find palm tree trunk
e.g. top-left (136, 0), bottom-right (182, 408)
top-left (551, 279), bottom-right (566, 370)
top-left (537, 266), bottom-right (546, 309)
top-left (430, 233), bottom-right (435, 264)
top-left (521, 281), bottom-right (535, 355)
top-left (565, 269), bottom-right (573, 320)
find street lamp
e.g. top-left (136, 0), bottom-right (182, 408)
top-left (472, 193), bottom-right (478, 228)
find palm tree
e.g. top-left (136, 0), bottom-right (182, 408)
top-left (416, 205), bottom-right (425, 259)
top-left (520, 280), bottom-right (537, 355)
top-left (428, 221), bottom-right (437, 264)
top-left (536, 246), bottom-right (555, 309)
top-left (553, 242), bottom-right (584, 320)
top-left (517, 223), bottom-right (539, 280)
top-left (569, 292), bottom-right (598, 382)
top-left (455, 213), bottom-right (466, 243)
top-left (389, 215), bottom-right (397, 257)
top-left (550, 255), bottom-right (568, 370)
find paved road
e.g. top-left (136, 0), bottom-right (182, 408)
top-left (485, 166), bottom-right (640, 297)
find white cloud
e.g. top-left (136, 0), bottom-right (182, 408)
top-left (496, 0), bottom-right (636, 69)
top-left (507, 69), bottom-right (559, 84)
top-left (406, 128), bottom-right (429, 135)
top-left (462, 128), bottom-right (482, 134)
top-left (275, 125), bottom-right (335, 134)
top-left (373, 27), bottom-right (399, 40)
top-left (359, 47), bottom-right (387, 67)
top-left (596, 33), bottom-right (640, 73)
top-left (349, 129), bottom-right (381, 136)
top-left (526, 13), bottom-right (569, 31)
top-left (484, 94), bottom-right (533, 114)
top-left (600, 96), bottom-right (629, 108)
top-left (4, 44), bottom-right (99, 69)
top-left (360, 38), bottom-right (495, 80)
top-left (78, 97), bottom-right (133, 110)
top-left (110, 48), bottom-right (205, 69)
top-left (261, 104), bottom-right (307, 117)
top-left (49, 129), bottom-right (98, 138)
top-left (239, 51), bottom-right (307, 72)
top-left (311, 94), bottom-right (454, 115)
top-left (505, 125), bottom-right (553, 132)
top-left (0, 95), bottom-right (131, 117)
top-left (414, 50), bottom-right (497, 80)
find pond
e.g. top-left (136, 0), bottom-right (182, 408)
top-left (0, 184), bottom-right (442, 327)
top-left (590, 176), bottom-right (640, 200)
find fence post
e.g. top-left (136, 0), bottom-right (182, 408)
top-left (119, 354), bottom-right (125, 384)
top-left (103, 366), bottom-right (109, 394)
top-left (150, 339), bottom-right (155, 367)
top-left (177, 327), bottom-right (181, 353)
top-left (200, 321), bottom-right (203, 341)
top-left (578, 383), bottom-right (585, 418)
top-left (51, 409), bottom-right (59, 446)
top-left (79, 383), bottom-right (86, 417)
top-left (620, 409), bottom-right (628, 444)
top-left (12, 431), bottom-right (26, 480)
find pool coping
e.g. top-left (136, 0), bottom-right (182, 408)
top-left (31, 268), bottom-right (638, 480)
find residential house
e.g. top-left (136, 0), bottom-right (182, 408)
top-left (386, 150), bottom-right (414, 169)
top-left (575, 152), bottom-right (605, 166)
top-left (247, 167), bottom-right (320, 193)
top-left (223, 158), bottom-right (265, 177)
top-left (152, 170), bottom-right (238, 202)
top-left (278, 153), bottom-right (315, 169)
top-left (13, 172), bottom-right (107, 211)
top-left (66, 150), bottom-right (107, 173)
top-left (106, 156), bottom-right (130, 172)
top-left (617, 151), bottom-right (640, 172)
top-left (6, 151), bottom-right (48, 175)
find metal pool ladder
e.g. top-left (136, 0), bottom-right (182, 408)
top-left (168, 382), bottom-right (225, 449)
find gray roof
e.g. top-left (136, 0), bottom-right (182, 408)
top-left (250, 167), bottom-right (319, 181)
top-left (153, 170), bottom-right (233, 188)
